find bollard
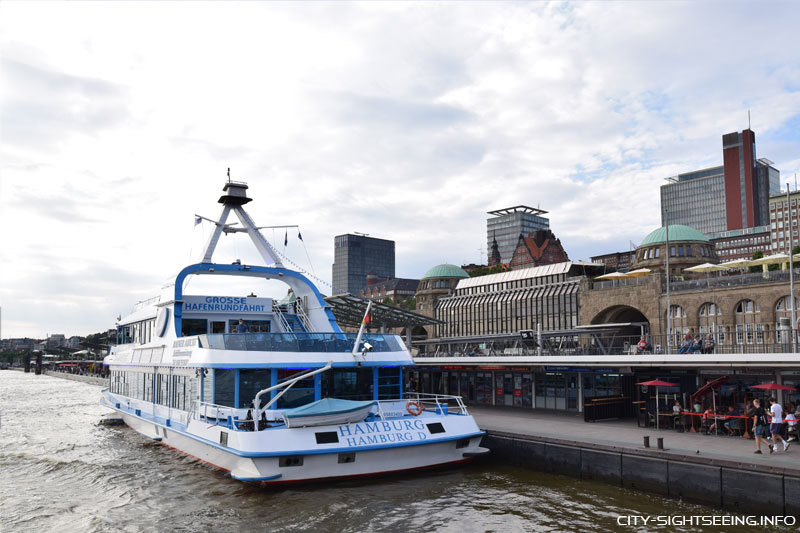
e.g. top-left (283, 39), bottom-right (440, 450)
top-left (657, 437), bottom-right (664, 450)
top-left (643, 436), bottom-right (650, 448)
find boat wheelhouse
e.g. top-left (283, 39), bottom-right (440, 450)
top-left (101, 179), bottom-right (487, 483)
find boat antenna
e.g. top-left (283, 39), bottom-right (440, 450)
top-left (227, 167), bottom-right (231, 183)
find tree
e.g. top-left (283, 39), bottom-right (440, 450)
top-left (468, 265), bottom-right (504, 277)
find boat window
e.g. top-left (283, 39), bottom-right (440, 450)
top-left (276, 369), bottom-right (315, 409)
top-left (378, 367), bottom-right (401, 399)
top-left (320, 368), bottom-right (373, 401)
top-left (213, 369), bottom-right (236, 407)
top-left (238, 369), bottom-right (270, 409)
top-left (182, 319), bottom-right (208, 337)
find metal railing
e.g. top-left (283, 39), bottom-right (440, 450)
top-left (198, 332), bottom-right (407, 353)
top-left (415, 333), bottom-right (800, 357)
top-left (372, 393), bottom-right (469, 419)
top-left (189, 393), bottom-right (469, 433)
top-left (271, 302), bottom-right (293, 333)
top-left (668, 268), bottom-right (800, 292)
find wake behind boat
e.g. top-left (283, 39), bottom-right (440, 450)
top-left (100, 178), bottom-right (487, 483)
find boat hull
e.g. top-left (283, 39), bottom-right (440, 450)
top-left (103, 393), bottom-right (487, 484)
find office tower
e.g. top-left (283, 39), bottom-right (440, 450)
top-left (661, 129), bottom-right (780, 235)
top-left (332, 234), bottom-right (395, 295)
top-left (486, 206), bottom-right (549, 265)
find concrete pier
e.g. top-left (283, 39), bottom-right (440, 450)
top-left (471, 406), bottom-right (800, 516)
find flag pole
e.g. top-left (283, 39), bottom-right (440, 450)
top-left (351, 300), bottom-right (373, 357)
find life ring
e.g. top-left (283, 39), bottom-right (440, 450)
top-left (406, 401), bottom-right (424, 417)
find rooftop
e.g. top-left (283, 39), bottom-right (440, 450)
top-left (639, 225), bottom-right (710, 246)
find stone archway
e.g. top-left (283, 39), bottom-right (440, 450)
top-left (587, 305), bottom-right (651, 354)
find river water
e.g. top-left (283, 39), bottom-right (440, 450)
top-left (0, 371), bottom-right (769, 532)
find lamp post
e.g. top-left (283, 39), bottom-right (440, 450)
top-left (788, 184), bottom-right (797, 353)
top-left (665, 216), bottom-right (671, 355)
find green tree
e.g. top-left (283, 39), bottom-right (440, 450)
top-left (468, 265), bottom-right (504, 277)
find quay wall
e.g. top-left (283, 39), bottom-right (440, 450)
top-left (42, 369), bottom-right (106, 387)
top-left (484, 431), bottom-right (800, 516)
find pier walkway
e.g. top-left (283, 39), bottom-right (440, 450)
top-left (471, 406), bottom-right (800, 472)
top-left (470, 406), bottom-right (800, 515)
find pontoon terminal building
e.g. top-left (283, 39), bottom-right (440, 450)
top-left (408, 225), bottom-right (800, 416)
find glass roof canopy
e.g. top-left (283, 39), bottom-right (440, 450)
top-left (325, 294), bottom-right (443, 329)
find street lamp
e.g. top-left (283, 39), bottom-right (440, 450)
top-left (665, 215), bottom-right (671, 355)
top-left (788, 183), bottom-right (797, 353)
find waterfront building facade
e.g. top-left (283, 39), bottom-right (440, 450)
top-left (487, 206), bottom-right (549, 264)
top-left (331, 234), bottom-right (395, 295)
top-left (590, 250), bottom-right (634, 271)
top-left (769, 190), bottom-right (800, 253)
top-left (409, 223), bottom-right (800, 415)
top-left (709, 226), bottom-right (771, 261)
top-left (358, 276), bottom-right (419, 306)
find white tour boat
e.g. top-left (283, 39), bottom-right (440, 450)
top-left (101, 179), bottom-right (487, 484)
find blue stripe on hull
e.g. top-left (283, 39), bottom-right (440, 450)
top-left (112, 404), bottom-right (484, 458)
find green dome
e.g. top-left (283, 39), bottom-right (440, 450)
top-left (422, 264), bottom-right (470, 280)
top-left (639, 225), bottom-right (710, 247)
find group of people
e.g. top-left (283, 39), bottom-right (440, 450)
top-left (752, 398), bottom-right (798, 454)
top-left (678, 333), bottom-right (715, 354)
top-left (669, 400), bottom-right (742, 435)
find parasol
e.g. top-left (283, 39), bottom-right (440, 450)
top-left (749, 382), bottom-right (797, 391)
top-left (626, 268), bottom-right (652, 278)
top-left (594, 271), bottom-right (630, 280)
top-left (638, 379), bottom-right (679, 430)
top-left (683, 263), bottom-right (726, 287)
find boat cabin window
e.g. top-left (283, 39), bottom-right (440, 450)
top-left (213, 369), bottom-right (236, 407)
top-left (227, 319), bottom-right (271, 333)
top-left (182, 319), bottom-right (208, 337)
top-left (320, 368), bottom-right (373, 401)
top-left (276, 369), bottom-right (315, 409)
top-left (378, 367), bottom-right (402, 399)
top-left (238, 369), bottom-right (270, 409)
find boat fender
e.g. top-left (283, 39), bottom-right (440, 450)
top-left (406, 401), bottom-right (424, 417)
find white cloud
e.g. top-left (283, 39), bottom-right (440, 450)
top-left (1, 1), bottom-right (799, 337)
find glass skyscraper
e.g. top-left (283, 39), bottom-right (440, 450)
top-left (486, 206), bottom-right (550, 264)
top-left (661, 166), bottom-right (727, 235)
top-left (332, 234), bottom-right (395, 295)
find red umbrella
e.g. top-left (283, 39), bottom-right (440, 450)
top-left (637, 379), bottom-right (678, 387)
top-left (637, 380), bottom-right (679, 430)
top-left (750, 382), bottom-right (797, 391)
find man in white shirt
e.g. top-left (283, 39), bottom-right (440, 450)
top-left (769, 398), bottom-right (789, 452)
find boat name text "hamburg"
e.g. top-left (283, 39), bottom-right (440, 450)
top-left (184, 296), bottom-right (266, 313)
top-left (338, 420), bottom-right (427, 447)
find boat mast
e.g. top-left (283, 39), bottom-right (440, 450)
top-left (200, 174), bottom-right (284, 268)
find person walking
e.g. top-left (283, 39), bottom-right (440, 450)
top-left (768, 397), bottom-right (790, 452)
top-left (752, 398), bottom-right (771, 454)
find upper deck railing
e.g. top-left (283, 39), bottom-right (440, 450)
top-left (198, 332), bottom-right (407, 353)
top-left (590, 268), bottom-right (800, 293)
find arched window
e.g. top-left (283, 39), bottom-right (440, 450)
top-left (774, 296), bottom-right (799, 341)
top-left (698, 302), bottom-right (724, 344)
top-left (668, 305), bottom-right (687, 346)
top-left (735, 299), bottom-right (762, 344)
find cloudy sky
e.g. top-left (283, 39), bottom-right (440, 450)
top-left (1, 2), bottom-right (799, 339)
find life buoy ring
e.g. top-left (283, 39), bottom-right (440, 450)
top-left (406, 401), bottom-right (424, 416)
